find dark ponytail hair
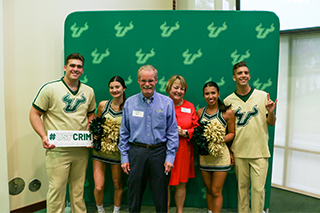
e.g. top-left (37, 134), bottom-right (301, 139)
top-left (202, 81), bottom-right (231, 112)
top-left (109, 76), bottom-right (127, 110)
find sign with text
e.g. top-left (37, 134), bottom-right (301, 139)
top-left (48, 130), bottom-right (92, 147)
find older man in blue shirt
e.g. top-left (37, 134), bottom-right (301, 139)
top-left (119, 64), bottom-right (179, 213)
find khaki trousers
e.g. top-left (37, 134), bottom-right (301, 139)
top-left (46, 148), bottom-right (89, 213)
top-left (234, 157), bottom-right (268, 213)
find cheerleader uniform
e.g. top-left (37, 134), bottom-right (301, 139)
top-left (92, 100), bottom-right (122, 164)
top-left (198, 107), bottom-right (231, 171)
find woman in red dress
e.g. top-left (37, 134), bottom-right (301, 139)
top-left (166, 75), bottom-right (199, 213)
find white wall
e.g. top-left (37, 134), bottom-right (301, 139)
top-left (2, 0), bottom-right (172, 210)
top-left (0, 0), bottom-right (10, 211)
top-left (177, 0), bottom-right (236, 10)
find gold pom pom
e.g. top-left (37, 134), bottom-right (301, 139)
top-left (100, 117), bottom-right (121, 153)
top-left (204, 120), bottom-right (225, 157)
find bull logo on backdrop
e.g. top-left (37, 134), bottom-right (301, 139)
top-left (80, 75), bottom-right (88, 84)
top-left (255, 23), bottom-right (275, 39)
top-left (201, 187), bottom-right (207, 199)
top-left (160, 21), bottom-right (180, 37)
top-left (135, 48), bottom-right (155, 64)
top-left (91, 48), bottom-right (110, 64)
top-left (207, 22), bottom-right (228, 38)
top-left (70, 22), bottom-right (89, 38)
top-left (158, 76), bottom-right (167, 93)
top-left (205, 77), bottom-right (225, 87)
top-left (125, 76), bottom-right (133, 86)
top-left (114, 21), bottom-right (134, 37)
top-left (253, 78), bottom-right (273, 91)
top-left (230, 49), bottom-right (251, 65)
top-left (182, 49), bottom-right (203, 65)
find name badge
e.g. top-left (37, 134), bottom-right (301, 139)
top-left (132, 110), bottom-right (144, 117)
top-left (181, 107), bottom-right (191, 113)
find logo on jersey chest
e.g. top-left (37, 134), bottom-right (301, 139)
top-left (234, 105), bottom-right (259, 127)
top-left (62, 93), bottom-right (86, 113)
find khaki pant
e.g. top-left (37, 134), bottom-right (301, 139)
top-left (46, 148), bottom-right (89, 213)
top-left (234, 157), bottom-right (268, 213)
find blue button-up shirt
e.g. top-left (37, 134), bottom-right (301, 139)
top-left (119, 91), bottom-right (179, 164)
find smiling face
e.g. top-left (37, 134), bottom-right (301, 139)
top-left (233, 66), bottom-right (251, 87)
top-left (138, 68), bottom-right (158, 98)
top-left (168, 79), bottom-right (186, 105)
top-left (203, 86), bottom-right (220, 107)
top-left (64, 59), bottom-right (84, 82)
top-left (109, 81), bottom-right (125, 99)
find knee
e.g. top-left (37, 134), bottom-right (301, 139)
top-left (114, 181), bottom-right (123, 191)
top-left (206, 186), bottom-right (213, 195)
top-left (95, 185), bottom-right (104, 193)
top-left (238, 181), bottom-right (250, 190)
top-left (252, 185), bottom-right (265, 194)
top-left (174, 185), bottom-right (186, 197)
top-left (211, 187), bottom-right (222, 198)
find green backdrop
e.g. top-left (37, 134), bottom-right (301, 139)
top-left (64, 10), bottom-right (279, 209)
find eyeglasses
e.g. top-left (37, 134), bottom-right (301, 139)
top-left (140, 79), bottom-right (155, 83)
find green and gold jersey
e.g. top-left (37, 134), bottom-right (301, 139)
top-left (32, 77), bottom-right (96, 132)
top-left (224, 88), bottom-right (270, 158)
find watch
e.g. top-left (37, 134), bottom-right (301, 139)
top-left (184, 130), bottom-right (189, 137)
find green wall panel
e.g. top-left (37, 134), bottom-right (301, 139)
top-left (64, 10), bottom-right (279, 209)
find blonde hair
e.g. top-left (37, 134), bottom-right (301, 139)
top-left (137, 65), bottom-right (158, 79)
top-left (165, 75), bottom-right (188, 94)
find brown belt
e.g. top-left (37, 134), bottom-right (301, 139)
top-left (131, 142), bottom-right (166, 150)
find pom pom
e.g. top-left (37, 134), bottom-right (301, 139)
top-left (193, 120), bottom-right (225, 156)
top-left (89, 116), bottom-right (106, 151)
top-left (89, 116), bottom-right (121, 153)
top-left (100, 118), bottom-right (121, 153)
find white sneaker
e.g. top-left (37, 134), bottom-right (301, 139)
top-left (65, 201), bottom-right (71, 213)
top-left (113, 206), bottom-right (120, 213)
top-left (98, 209), bottom-right (105, 213)
top-left (65, 206), bottom-right (71, 213)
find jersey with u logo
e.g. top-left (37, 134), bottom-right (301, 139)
top-left (32, 77), bottom-right (96, 132)
top-left (224, 88), bottom-right (270, 158)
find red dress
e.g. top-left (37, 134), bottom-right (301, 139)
top-left (169, 99), bottom-right (199, 185)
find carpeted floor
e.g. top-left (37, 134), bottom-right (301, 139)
top-left (269, 187), bottom-right (320, 213)
top-left (84, 204), bottom-right (236, 213)
top-left (34, 187), bottom-right (320, 213)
